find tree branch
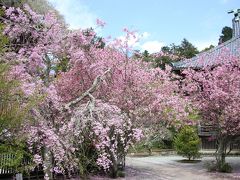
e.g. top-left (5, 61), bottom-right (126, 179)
top-left (64, 68), bottom-right (111, 110)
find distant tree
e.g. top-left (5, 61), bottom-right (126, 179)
top-left (161, 40), bottom-right (198, 60)
top-left (174, 126), bottom-right (200, 160)
top-left (142, 50), bottom-right (149, 57)
top-left (135, 39), bottom-right (198, 70)
top-left (0, 0), bottom-right (23, 7)
top-left (154, 56), bottom-right (173, 70)
top-left (219, 26), bottom-right (232, 44)
top-left (177, 38), bottom-right (199, 59)
top-left (132, 50), bottom-right (141, 59)
top-left (161, 46), bottom-right (171, 54)
top-left (142, 50), bottom-right (153, 62)
top-left (169, 43), bottom-right (179, 55)
top-left (201, 45), bottom-right (215, 52)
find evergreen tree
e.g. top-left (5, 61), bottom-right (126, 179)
top-left (177, 38), bottom-right (199, 59)
top-left (219, 26), bottom-right (232, 44)
top-left (174, 126), bottom-right (200, 160)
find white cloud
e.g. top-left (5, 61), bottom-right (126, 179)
top-left (48, 0), bottom-right (97, 29)
top-left (142, 32), bottom-right (150, 39)
top-left (140, 41), bottom-right (164, 53)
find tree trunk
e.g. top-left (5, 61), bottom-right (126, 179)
top-left (148, 147), bottom-right (152, 156)
top-left (43, 147), bottom-right (53, 180)
top-left (111, 156), bottom-right (118, 178)
top-left (216, 137), bottom-right (226, 169)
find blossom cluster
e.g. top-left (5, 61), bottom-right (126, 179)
top-left (182, 56), bottom-right (240, 136)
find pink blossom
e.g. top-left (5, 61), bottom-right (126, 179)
top-left (96, 18), bottom-right (106, 27)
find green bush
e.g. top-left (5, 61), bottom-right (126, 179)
top-left (205, 161), bottom-right (217, 172)
top-left (205, 161), bottom-right (232, 173)
top-left (117, 170), bottom-right (125, 177)
top-left (0, 63), bottom-right (39, 175)
top-left (219, 163), bottom-right (232, 173)
top-left (0, 141), bottom-right (33, 174)
top-left (0, 63), bottom-right (40, 138)
top-left (174, 126), bottom-right (200, 160)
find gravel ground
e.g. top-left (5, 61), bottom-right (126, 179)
top-left (90, 155), bottom-right (240, 180)
top-left (123, 155), bottom-right (240, 180)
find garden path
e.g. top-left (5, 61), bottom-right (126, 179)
top-left (91, 155), bottom-right (240, 180)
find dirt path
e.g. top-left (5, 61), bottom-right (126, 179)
top-left (123, 156), bottom-right (240, 180)
top-left (90, 155), bottom-right (240, 180)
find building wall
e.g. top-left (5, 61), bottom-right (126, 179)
top-left (200, 137), bottom-right (240, 150)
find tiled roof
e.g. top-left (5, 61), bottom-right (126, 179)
top-left (172, 36), bottom-right (240, 70)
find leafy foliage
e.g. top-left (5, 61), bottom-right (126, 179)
top-left (154, 55), bottom-right (173, 69)
top-left (0, 140), bottom-right (33, 174)
top-left (219, 163), bottom-right (233, 173)
top-left (0, 63), bottom-right (27, 138)
top-left (177, 38), bottom-right (199, 59)
top-left (201, 45), bottom-right (214, 52)
top-left (205, 161), bottom-right (232, 173)
top-left (174, 126), bottom-right (200, 160)
top-left (219, 26), bottom-right (232, 44)
top-left (0, 63), bottom-right (40, 176)
top-left (139, 38), bottom-right (199, 70)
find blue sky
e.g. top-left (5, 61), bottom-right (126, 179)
top-left (48, 0), bottom-right (239, 53)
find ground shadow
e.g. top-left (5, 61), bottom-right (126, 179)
top-left (175, 159), bottom-right (202, 163)
top-left (128, 154), bottom-right (152, 158)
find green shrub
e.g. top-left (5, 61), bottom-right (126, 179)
top-left (0, 63), bottom-right (41, 139)
top-left (219, 163), bottom-right (232, 173)
top-left (117, 170), bottom-right (125, 177)
top-left (174, 126), bottom-right (200, 160)
top-left (205, 161), bottom-right (217, 172)
top-left (0, 63), bottom-right (39, 175)
top-left (205, 161), bottom-right (232, 173)
top-left (0, 141), bottom-right (33, 174)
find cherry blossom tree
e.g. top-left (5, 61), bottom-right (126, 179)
top-left (1, 3), bottom-right (191, 179)
top-left (56, 28), bottom-right (190, 126)
top-left (55, 27), bottom-right (192, 177)
top-left (182, 55), bottom-right (240, 169)
top-left (1, 4), bottom-right (145, 178)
